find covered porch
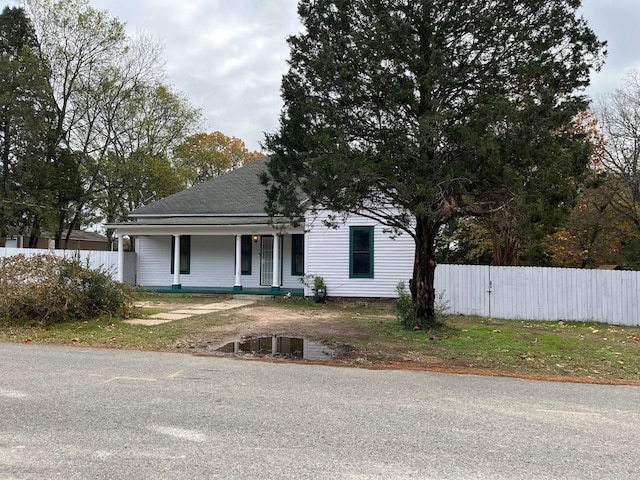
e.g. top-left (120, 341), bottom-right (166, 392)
top-left (111, 221), bottom-right (308, 295)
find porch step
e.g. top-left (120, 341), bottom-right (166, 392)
top-left (232, 294), bottom-right (274, 301)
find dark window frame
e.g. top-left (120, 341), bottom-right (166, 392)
top-left (349, 226), bottom-right (374, 278)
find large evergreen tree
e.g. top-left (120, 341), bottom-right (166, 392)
top-left (0, 6), bottom-right (55, 244)
top-left (263, 0), bottom-right (606, 327)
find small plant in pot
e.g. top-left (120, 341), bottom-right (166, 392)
top-left (313, 275), bottom-right (326, 303)
top-left (300, 274), bottom-right (327, 303)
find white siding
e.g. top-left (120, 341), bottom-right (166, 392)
top-left (136, 236), bottom-right (171, 286)
top-left (305, 211), bottom-right (414, 298)
top-left (137, 235), bottom-right (236, 287)
top-left (189, 235), bottom-right (236, 287)
top-left (135, 234), bottom-right (303, 290)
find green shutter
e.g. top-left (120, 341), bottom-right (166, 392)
top-left (241, 235), bottom-right (252, 275)
top-left (291, 234), bottom-right (304, 276)
top-left (170, 235), bottom-right (191, 274)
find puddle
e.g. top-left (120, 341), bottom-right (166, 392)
top-left (215, 336), bottom-right (336, 360)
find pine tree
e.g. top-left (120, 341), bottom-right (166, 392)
top-left (0, 6), bottom-right (55, 243)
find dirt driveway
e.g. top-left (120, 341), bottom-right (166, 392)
top-left (166, 300), bottom-right (385, 356)
top-left (133, 296), bottom-right (393, 358)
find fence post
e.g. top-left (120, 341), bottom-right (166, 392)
top-left (117, 236), bottom-right (124, 282)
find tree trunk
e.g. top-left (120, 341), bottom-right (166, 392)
top-left (408, 216), bottom-right (438, 328)
top-left (28, 217), bottom-right (40, 248)
top-left (106, 228), bottom-right (114, 251)
top-left (491, 233), bottom-right (520, 266)
top-left (54, 211), bottom-right (64, 249)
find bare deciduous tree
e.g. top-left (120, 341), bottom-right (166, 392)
top-left (595, 70), bottom-right (640, 231)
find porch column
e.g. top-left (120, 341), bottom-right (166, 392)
top-left (117, 233), bottom-right (124, 283)
top-left (272, 234), bottom-right (280, 292)
top-left (234, 235), bottom-right (242, 291)
top-left (172, 234), bottom-right (181, 289)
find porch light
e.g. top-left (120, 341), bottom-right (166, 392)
top-left (253, 235), bottom-right (259, 243)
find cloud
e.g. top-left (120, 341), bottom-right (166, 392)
top-left (96, 0), bottom-right (638, 147)
top-left (90, 0), bottom-right (300, 151)
top-left (10, 0), bottom-right (640, 149)
top-left (580, 0), bottom-right (640, 98)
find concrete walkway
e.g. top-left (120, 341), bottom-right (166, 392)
top-left (124, 298), bottom-right (256, 326)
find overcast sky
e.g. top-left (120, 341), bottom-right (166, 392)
top-left (16, 0), bottom-right (640, 151)
top-left (90, 0), bottom-right (302, 152)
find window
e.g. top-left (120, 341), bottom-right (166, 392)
top-left (291, 234), bottom-right (304, 276)
top-left (170, 235), bottom-right (191, 274)
top-left (349, 226), bottom-right (373, 278)
top-left (241, 235), bottom-right (252, 275)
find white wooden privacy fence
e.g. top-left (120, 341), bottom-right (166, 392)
top-left (0, 247), bottom-right (136, 285)
top-left (436, 264), bottom-right (640, 326)
top-left (1, 247), bottom-right (638, 326)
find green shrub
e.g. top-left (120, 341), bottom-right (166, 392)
top-left (396, 281), bottom-right (413, 325)
top-left (0, 254), bottom-right (131, 324)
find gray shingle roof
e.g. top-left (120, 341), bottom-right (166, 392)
top-left (130, 158), bottom-right (270, 217)
top-left (66, 230), bottom-right (108, 242)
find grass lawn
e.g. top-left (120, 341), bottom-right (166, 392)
top-left (334, 312), bottom-right (640, 382)
top-left (1, 294), bottom-right (639, 384)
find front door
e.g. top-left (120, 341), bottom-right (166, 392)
top-left (260, 236), bottom-right (273, 286)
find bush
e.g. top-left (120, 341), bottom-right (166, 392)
top-left (396, 281), bottom-right (413, 325)
top-left (0, 254), bottom-right (131, 324)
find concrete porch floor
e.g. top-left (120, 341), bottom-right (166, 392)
top-left (136, 286), bottom-right (305, 296)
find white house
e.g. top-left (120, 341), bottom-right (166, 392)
top-left (109, 158), bottom-right (415, 298)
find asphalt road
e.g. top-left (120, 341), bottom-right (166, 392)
top-left (1, 343), bottom-right (639, 480)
